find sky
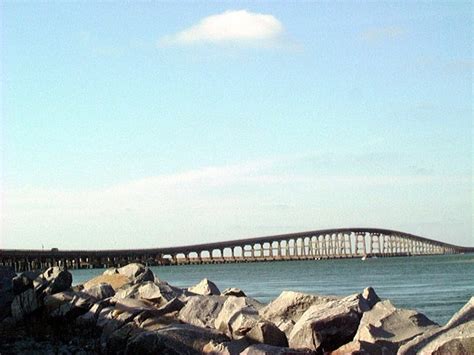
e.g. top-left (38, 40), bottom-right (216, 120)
top-left (1, 2), bottom-right (472, 249)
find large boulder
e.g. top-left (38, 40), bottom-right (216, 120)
top-left (0, 266), bottom-right (16, 320)
top-left (76, 302), bottom-right (104, 326)
top-left (41, 267), bottom-right (72, 295)
top-left (84, 274), bottom-right (131, 291)
top-left (188, 278), bottom-right (221, 296)
top-left (333, 300), bottom-right (439, 354)
top-left (289, 287), bottom-right (380, 352)
top-left (83, 283), bottom-right (116, 300)
top-left (43, 290), bottom-right (76, 312)
top-left (259, 290), bottom-right (337, 336)
top-left (240, 344), bottom-right (313, 355)
top-left (117, 263), bottom-right (154, 284)
top-left (399, 296), bottom-right (474, 354)
top-left (134, 297), bottom-right (185, 328)
top-left (246, 320), bottom-right (288, 347)
top-left (114, 281), bottom-right (183, 308)
top-left (105, 322), bottom-right (145, 354)
top-left (202, 338), bottom-right (250, 354)
top-left (215, 296), bottom-right (261, 339)
top-left (12, 271), bottom-right (41, 295)
top-left (11, 288), bottom-right (40, 321)
top-left (125, 323), bottom-right (229, 355)
top-left (178, 295), bottom-right (226, 328)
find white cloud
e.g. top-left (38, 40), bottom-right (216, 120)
top-left (160, 10), bottom-right (284, 46)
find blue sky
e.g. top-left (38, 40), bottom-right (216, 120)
top-left (1, 2), bottom-right (472, 249)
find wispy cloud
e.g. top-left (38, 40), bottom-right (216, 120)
top-left (159, 10), bottom-right (284, 47)
top-left (2, 157), bottom-right (471, 249)
top-left (360, 26), bottom-right (406, 42)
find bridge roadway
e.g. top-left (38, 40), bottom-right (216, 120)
top-left (1, 228), bottom-right (473, 272)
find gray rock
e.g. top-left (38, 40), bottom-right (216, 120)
top-left (259, 290), bottom-right (337, 337)
top-left (246, 320), bottom-right (288, 347)
top-left (117, 263), bottom-right (154, 283)
top-left (222, 288), bottom-right (247, 298)
top-left (12, 271), bottom-right (41, 295)
top-left (133, 268), bottom-right (155, 284)
top-left (113, 281), bottom-right (183, 310)
top-left (398, 296), bottom-right (474, 354)
top-left (202, 338), bottom-right (250, 355)
top-left (11, 288), bottom-right (40, 321)
top-left (105, 322), bottom-right (146, 354)
top-left (288, 287), bottom-right (380, 352)
top-left (43, 290), bottom-right (76, 312)
top-left (97, 306), bottom-right (115, 329)
top-left (188, 278), bottom-right (221, 296)
top-left (333, 300), bottom-right (439, 354)
top-left (0, 266), bottom-right (16, 320)
top-left (178, 295), bottom-right (226, 328)
top-left (125, 324), bottom-right (229, 355)
top-left (240, 344), bottom-right (313, 355)
top-left (135, 297), bottom-right (185, 326)
top-left (83, 283), bottom-right (115, 300)
top-left (76, 302), bottom-right (103, 326)
top-left (41, 267), bottom-right (73, 295)
top-left (215, 296), bottom-right (261, 339)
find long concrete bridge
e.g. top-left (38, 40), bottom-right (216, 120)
top-left (1, 228), bottom-right (473, 272)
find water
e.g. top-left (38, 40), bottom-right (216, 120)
top-left (70, 254), bottom-right (474, 325)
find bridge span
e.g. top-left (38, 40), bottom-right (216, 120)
top-left (1, 228), bottom-right (473, 272)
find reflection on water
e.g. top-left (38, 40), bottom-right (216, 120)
top-left (70, 254), bottom-right (474, 325)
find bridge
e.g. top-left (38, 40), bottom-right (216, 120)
top-left (1, 228), bottom-right (473, 272)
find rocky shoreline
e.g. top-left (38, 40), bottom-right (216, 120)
top-left (1, 263), bottom-right (472, 354)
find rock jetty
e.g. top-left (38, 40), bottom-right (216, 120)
top-left (0, 263), bottom-right (472, 354)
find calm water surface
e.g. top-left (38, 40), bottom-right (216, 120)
top-left (71, 254), bottom-right (474, 325)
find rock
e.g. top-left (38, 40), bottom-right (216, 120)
top-left (11, 288), bottom-right (40, 321)
top-left (399, 296), bottom-right (474, 354)
top-left (97, 306), bottom-right (115, 329)
top-left (137, 282), bottom-right (180, 305)
top-left (222, 288), bottom-right (247, 297)
top-left (112, 298), bottom-right (157, 322)
top-left (246, 320), bottom-right (288, 347)
top-left (105, 322), bottom-right (146, 354)
top-left (331, 340), bottom-right (381, 354)
top-left (82, 283), bottom-right (115, 300)
top-left (188, 278), bottom-right (221, 296)
top-left (43, 291), bottom-right (76, 312)
top-left (125, 324), bottom-right (229, 355)
top-left (123, 331), bottom-right (165, 355)
top-left (0, 266), bottom-right (16, 321)
top-left (135, 297), bottom-right (185, 326)
top-left (114, 281), bottom-right (183, 307)
top-left (241, 344), bottom-right (313, 355)
top-left (203, 338), bottom-right (250, 354)
top-left (138, 314), bottom-right (179, 331)
top-left (178, 295), bottom-right (226, 328)
top-left (117, 263), bottom-right (154, 283)
top-left (289, 287), bottom-right (380, 352)
top-left (41, 267), bottom-right (73, 295)
top-left (132, 268), bottom-right (155, 284)
top-left (76, 302), bottom-right (103, 326)
top-left (215, 296), bottom-right (261, 339)
top-left (259, 290), bottom-right (337, 336)
top-left (12, 271), bottom-right (41, 295)
top-left (103, 268), bottom-right (118, 275)
top-left (83, 274), bottom-right (130, 291)
top-left (337, 300), bottom-right (438, 354)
